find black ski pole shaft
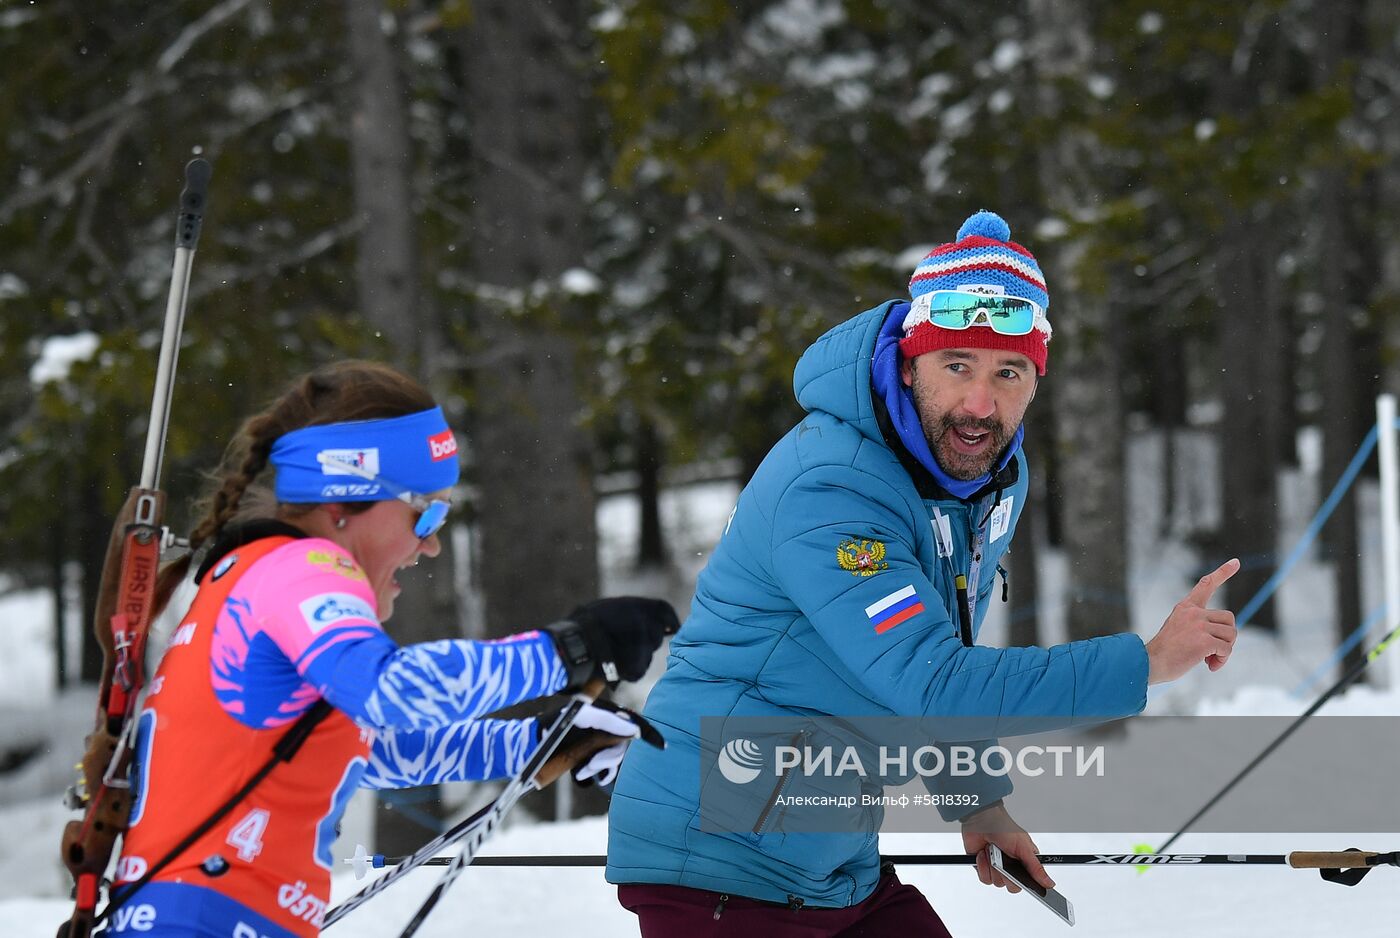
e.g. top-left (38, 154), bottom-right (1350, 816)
top-left (1156, 621), bottom-right (1400, 855)
top-left (322, 791), bottom-right (500, 929)
top-left (323, 686), bottom-right (601, 931)
top-left (323, 795), bottom-right (496, 928)
top-left (356, 851), bottom-right (1398, 871)
top-left (393, 692), bottom-right (595, 938)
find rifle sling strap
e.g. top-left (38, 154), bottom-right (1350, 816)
top-left (94, 698), bottom-right (335, 925)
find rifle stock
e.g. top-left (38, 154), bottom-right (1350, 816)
top-left (60, 487), bottom-right (165, 937)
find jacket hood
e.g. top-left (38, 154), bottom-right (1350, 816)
top-left (793, 301), bottom-right (898, 447)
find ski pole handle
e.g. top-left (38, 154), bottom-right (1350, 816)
top-left (535, 678), bottom-right (608, 789)
top-left (1288, 850), bottom-right (1394, 869)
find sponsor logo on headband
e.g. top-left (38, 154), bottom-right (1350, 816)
top-left (428, 429), bottom-right (458, 462)
top-left (321, 483), bottom-right (382, 498)
top-left (318, 448), bottom-right (380, 477)
top-left (957, 283), bottom-right (1006, 295)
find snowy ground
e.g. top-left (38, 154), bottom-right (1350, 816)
top-left (3, 429), bottom-right (1399, 934)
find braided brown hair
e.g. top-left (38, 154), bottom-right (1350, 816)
top-left (151, 361), bottom-right (438, 614)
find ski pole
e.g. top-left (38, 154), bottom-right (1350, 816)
top-left (348, 850), bottom-right (1398, 877)
top-left (392, 690), bottom-right (601, 938)
top-left (322, 683), bottom-right (604, 931)
top-left (1155, 621), bottom-right (1400, 856)
top-left (322, 791), bottom-right (500, 928)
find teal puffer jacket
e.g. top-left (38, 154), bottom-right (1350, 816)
top-left (606, 301), bottom-right (1148, 907)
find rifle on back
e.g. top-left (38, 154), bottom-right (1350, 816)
top-left (57, 158), bottom-right (211, 938)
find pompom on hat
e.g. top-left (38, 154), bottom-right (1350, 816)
top-left (902, 210), bottom-right (1052, 375)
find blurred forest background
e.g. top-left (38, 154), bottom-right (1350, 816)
top-left (3, 0), bottom-right (1399, 832)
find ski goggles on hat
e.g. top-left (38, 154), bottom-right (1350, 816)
top-left (909, 290), bottom-right (1048, 337)
top-left (315, 452), bottom-right (451, 540)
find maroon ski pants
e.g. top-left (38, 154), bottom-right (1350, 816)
top-left (617, 865), bottom-right (954, 937)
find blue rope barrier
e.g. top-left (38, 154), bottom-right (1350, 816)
top-left (1235, 424), bottom-right (1380, 627)
top-left (1288, 602), bottom-right (1388, 697)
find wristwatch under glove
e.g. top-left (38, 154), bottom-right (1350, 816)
top-left (544, 596), bottom-right (679, 690)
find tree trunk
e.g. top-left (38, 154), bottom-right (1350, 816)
top-left (1008, 438), bottom-right (1047, 649)
top-left (79, 469), bottom-right (106, 684)
top-left (1216, 210), bottom-right (1282, 631)
top-left (1052, 287), bottom-right (1131, 641)
top-left (636, 416), bottom-right (668, 569)
top-left (458, 0), bottom-right (601, 819)
top-left (1041, 376), bottom-right (1066, 550)
top-left (344, 0), bottom-right (458, 855)
top-left (1314, 0), bottom-right (1367, 673)
top-left (346, 0), bottom-right (420, 360)
top-left (52, 515), bottom-right (68, 690)
top-left (1030, 0), bottom-right (1130, 644)
top-left (459, 0), bottom-right (598, 631)
top-left (1147, 327), bottom-right (1188, 537)
top-left (1208, 17), bottom-right (1291, 633)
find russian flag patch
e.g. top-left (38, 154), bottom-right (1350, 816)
top-left (866, 584), bottom-right (925, 634)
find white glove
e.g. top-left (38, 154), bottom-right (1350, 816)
top-left (570, 703), bottom-right (641, 786)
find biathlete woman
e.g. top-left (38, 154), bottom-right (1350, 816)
top-left (105, 361), bottom-right (675, 937)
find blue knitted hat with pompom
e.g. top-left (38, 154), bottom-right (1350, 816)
top-left (902, 210), bottom-right (1052, 374)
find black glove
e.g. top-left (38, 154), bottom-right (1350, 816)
top-left (544, 596), bottom-right (679, 689)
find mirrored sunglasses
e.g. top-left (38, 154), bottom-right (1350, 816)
top-left (402, 494), bottom-right (451, 540)
top-left (315, 453), bottom-right (452, 540)
top-left (917, 290), bottom-right (1046, 336)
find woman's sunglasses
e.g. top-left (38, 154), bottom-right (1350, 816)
top-left (314, 453), bottom-right (451, 539)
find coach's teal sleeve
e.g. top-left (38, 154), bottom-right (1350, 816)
top-left (769, 465), bottom-right (1148, 735)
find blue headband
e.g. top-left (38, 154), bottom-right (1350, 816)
top-left (269, 407), bottom-right (460, 503)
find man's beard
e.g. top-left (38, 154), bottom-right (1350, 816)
top-left (925, 413), bottom-right (1014, 480)
top-left (910, 370), bottom-right (1017, 480)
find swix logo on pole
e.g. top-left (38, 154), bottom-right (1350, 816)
top-left (1088, 854), bottom-right (1205, 865)
top-left (428, 430), bottom-right (458, 461)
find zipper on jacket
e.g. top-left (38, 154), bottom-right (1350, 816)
top-left (787, 895), bottom-right (805, 911)
top-left (713, 894), bottom-right (729, 920)
top-left (752, 730), bottom-right (807, 834)
top-left (997, 563), bottom-right (1009, 603)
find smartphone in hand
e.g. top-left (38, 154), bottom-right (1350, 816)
top-left (987, 844), bottom-right (1075, 926)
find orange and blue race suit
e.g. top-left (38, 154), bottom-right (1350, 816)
top-left (111, 532), bottom-right (567, 936)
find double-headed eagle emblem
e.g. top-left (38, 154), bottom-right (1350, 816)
top-left (837, 538), bottom-right (889, 576)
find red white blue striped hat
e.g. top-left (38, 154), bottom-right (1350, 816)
top-left (902, 210), bottom-right (1052, 375)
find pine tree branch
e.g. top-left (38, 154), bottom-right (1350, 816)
top-left (190, 217), bottom-right (364, 301)
top-left (155, 0), bottom-right (255, 74)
